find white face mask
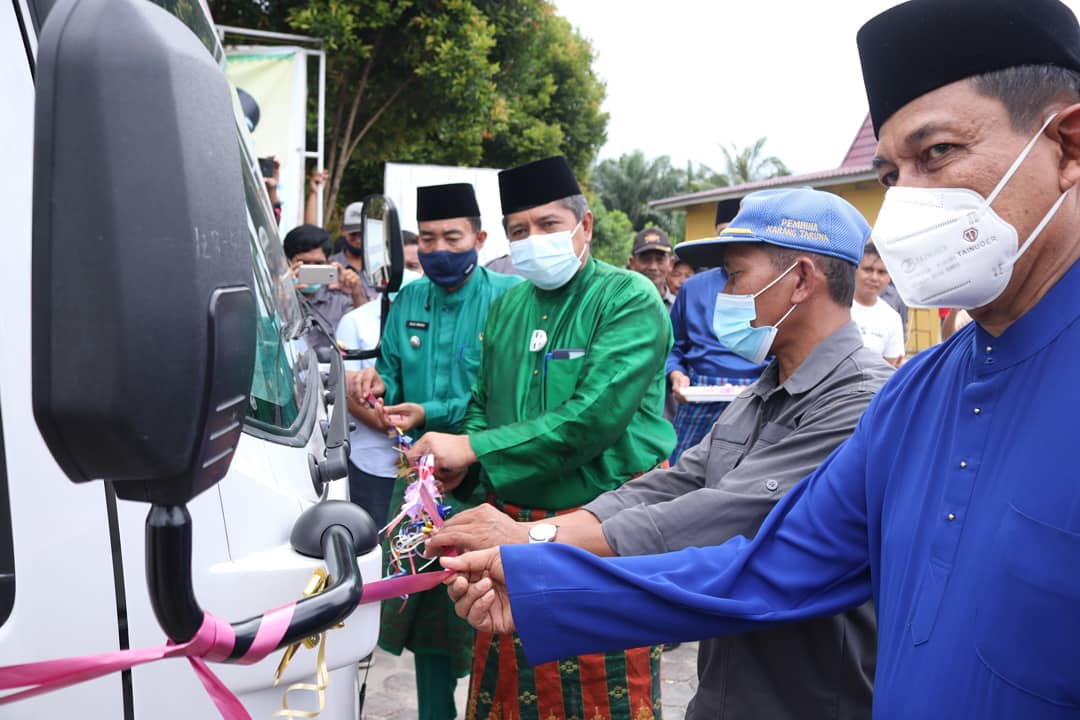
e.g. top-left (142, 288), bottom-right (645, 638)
top-left (510, 221), bottom-right (586, 290)
top-left (872, 114), bottom-right (1071, 310)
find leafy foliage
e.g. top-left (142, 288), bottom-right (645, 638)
top-left (591, 151), bottom-right (691, 239)
top-left (587, 194), bottom-right (633, 267)
top-left (588, 138), bottom-right (791, 247)
top-left (719, 137), bottom-right (791, 185)
top-left (208, 0), bottom-right (608, 225)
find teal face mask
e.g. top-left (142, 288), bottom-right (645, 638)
top-left (712, 262), bottom-right (798, 364)
top-left (298, 283), bottom-right (322, 296)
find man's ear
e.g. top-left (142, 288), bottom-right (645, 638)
top-left (581, 210), bottom-right (594, 241)
top-left (475, 229), bottom-right (488, 249)
top-left (1053, 103), bottom-right (1080, 191)
top-left (789, 256), bottom-right (818, 304)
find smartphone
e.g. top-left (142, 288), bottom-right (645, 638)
top-left (258, 156), bottom-right (275, 177)
top-left (296, 264), bottom-right (339, 286)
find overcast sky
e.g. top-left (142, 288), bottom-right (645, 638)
top-left (553, 0), bottom-right (1080, 176)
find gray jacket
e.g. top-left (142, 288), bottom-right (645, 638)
top-left (586, 322), bottom-right (893, 720)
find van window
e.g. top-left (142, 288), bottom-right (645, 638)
top-left (239, 146), bottom-right (309, 433)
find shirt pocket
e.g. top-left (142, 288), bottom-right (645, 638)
top-left (973, 503), bottom-right (1080, 707)
top-left (543, 355), bottom-right (585, 408)
top-left (706, 423), bottom-right (749, 480)
top-left (459, 342), bottom-right (482, 375)
top-left (751, 420), bottom-right (791, 450)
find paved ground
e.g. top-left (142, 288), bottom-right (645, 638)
top-left (361, 642), bottom-right (699, 720)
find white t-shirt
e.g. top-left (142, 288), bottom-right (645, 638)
top-left (852, 298), bottom-right (906, 360)
top-left (336, 299), bottom-right (399, 478)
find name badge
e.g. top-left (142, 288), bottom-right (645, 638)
top-left (529, 329), bottom-right (548, 352)
top-left (406, 320), bottom-right (429, 330)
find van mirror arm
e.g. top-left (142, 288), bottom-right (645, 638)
top-left (145, 501), bottom-right (376, 653)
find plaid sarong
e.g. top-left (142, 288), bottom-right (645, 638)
top-left (669, 372), bottom-right (756, 464)
top-left (466, 497), bottom-right (662, 720)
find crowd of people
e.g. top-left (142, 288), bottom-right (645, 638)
top-left (274, 1), bottom-right (1080, 719)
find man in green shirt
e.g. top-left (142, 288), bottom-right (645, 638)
top-left (351, 182), bottom-right (521, 720)
top-left (409, 156), bottom-right (674, 720)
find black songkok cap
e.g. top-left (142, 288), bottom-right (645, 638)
top-left (416, 183), bottom-right (481, 222)
top-left (858, 0), bottom-right (1080, 137)
top-left (715, 198), bottom-right (741, 226)
top-left (498, 156), bottom-right (582, 215)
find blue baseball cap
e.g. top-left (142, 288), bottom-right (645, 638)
top-left (674, 188), bottom-right (871, 267)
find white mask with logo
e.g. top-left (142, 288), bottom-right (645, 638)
top-left (872, 113), bottom-right (1071, 310)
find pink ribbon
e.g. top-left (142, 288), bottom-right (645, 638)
top-left (0, 565), bottom-right (460, 716)
top-left (359, 568), bottom-right (452, 603)
top-left (0, 603), bottom-right (295, 718)
top-left (0, 467), bottom-right (455, 716)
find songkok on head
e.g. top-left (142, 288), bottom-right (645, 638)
top-left (416, 183), bottom-right (481, 221)
top-left (498, 156), bottom-right (582, 215)
top-left (715, 198), bottom-right (741, 226)
top-left (857, 0), bottom-right (1080, 137)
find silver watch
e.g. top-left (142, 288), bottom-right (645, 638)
top-left (528, 522), bottom-right (558, 543)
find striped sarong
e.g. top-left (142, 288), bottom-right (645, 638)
top-left (669, 372), bottom-right (756, 464)
top-left (466, 497), bottom-right (662, 720)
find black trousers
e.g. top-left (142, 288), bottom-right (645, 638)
top-left (347, 460), bottom-right (396, 530)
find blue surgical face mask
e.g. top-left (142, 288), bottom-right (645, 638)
top-left (510, 221), bottom-right (585, 290)
top-left (298, 283), bottom-right (322, 296)
top-left (712, 262), bottom-right (798, 364)
top-left (418, 247), bottom-right (478, 289)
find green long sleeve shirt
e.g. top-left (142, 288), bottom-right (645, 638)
top-left (464, 257), bottom-right (676, 510)
top-left (376, 266), bottom-right (522, 434)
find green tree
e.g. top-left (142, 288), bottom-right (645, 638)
top-left (478, 3), bottom-right (608, 180)
top-left (720, 137), bottom-right (791, 185)
top-left (588, 194), bottom-right (634, 267)
top-left (288, 0), bottom-right (503, 221)
top-left (208, 0), bottom-right (608, 223)
top-left (590, 151), bottom-right (689, 235)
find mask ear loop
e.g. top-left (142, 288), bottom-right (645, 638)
top-left (751, 261), bottom-right (800, 299)
top-left (984, 113), bottom-right (1058, 207)
top-left (1008, 183), bottom-right (1073, 267)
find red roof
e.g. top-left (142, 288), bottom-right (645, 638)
top-left (839, 114), bottom-right (876, 168)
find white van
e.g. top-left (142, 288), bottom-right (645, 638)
top-left (0, 0), bottom-right (398, 717)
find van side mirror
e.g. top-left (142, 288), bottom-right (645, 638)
top-left (360, 194), bottom-right (404, 294)
top-left (31, 0), bottom-right (255, 505)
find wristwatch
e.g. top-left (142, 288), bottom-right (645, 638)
top-left (528, 522), bottom-right (558, 543)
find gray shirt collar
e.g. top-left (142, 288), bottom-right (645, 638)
top-left (749, 321), bottom-right (866, 399)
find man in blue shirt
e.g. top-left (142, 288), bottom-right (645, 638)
top-left (441, 1), bottom-right (1080, 717)
top-left (667, 199), bottom-right (768, 462)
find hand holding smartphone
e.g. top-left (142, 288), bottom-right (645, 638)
top-left (296, 264), bottom-right (339, 286)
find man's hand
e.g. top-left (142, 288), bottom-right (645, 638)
top-left (348, 368), bottom-right (386, 403)
top-left (336, 265), bottom-right (366, 307)
top-left (669, 370), bottom-right (690, 403)
top-left (383, 402), bottom-right (426, 433)
top-left (344, 372), bottom-right (392, 432)
top-left (288, 258), bottom-right (311, 293)
top-left (408, 432), bottom-right (477, 480)
top-left (264, 155), bottom-right (281, 203)
top-left (308, 169), bottom-right (328, 196)
top-left (442, 548), bottom-right (515, 634)
top-left (426, 504), bottom-right (530, 556)
top-left (435, 467), bottom-right (468, 494)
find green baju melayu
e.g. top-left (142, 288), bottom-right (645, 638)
top-left (461, 257), bottom-right (675, 720)
top-left (375, 266), bottom-right (521, 720)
